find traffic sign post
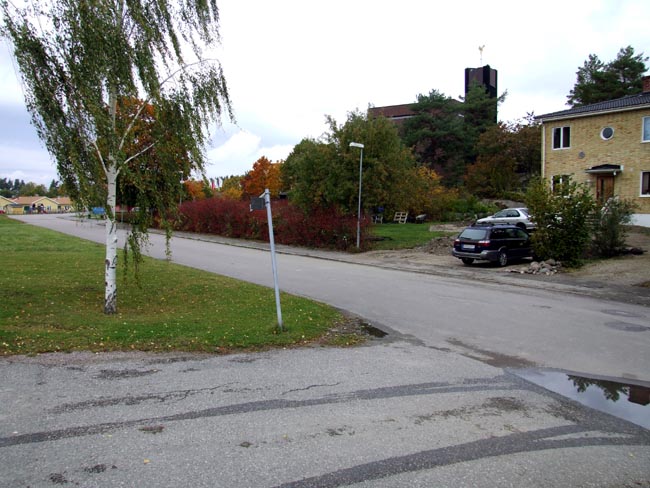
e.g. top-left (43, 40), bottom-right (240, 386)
top-left (252, 189), bottom-right (283, 331)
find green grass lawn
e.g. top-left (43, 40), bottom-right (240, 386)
top-left (0, 216), bottom-right (353, 355)
top-left (369, 223), bottom-right (453, 250)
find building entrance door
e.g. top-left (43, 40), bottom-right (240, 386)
top-left (596, 175), bottom-right (614, 204)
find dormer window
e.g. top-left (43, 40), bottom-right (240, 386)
top-left (553, 126), bottom-right (571, 149)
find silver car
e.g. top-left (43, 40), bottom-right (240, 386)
top-left (476, 207), bottom-right (535, 230)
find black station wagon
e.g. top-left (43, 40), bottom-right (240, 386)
top-left (452, 224), bottom-right (534, 266)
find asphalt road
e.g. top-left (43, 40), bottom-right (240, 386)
top-left (11, 214), bottom-right (650, 380)
top-left (2, 214), bottom-right (649, 487)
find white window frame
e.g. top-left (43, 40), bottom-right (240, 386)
top-left (641, 171), bottom-right (650, 197)
top-left (552, 174), bottom-right (570, 193)
top-left (643, 117), bottom-right (650, 143)
top-left (552, 126), bottom-right (571, 149)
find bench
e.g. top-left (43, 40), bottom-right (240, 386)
top-left (393, 212), bottom-right (408, 224)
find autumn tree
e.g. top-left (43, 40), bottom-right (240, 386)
top-left (183, 179), bottom-right (211, 201)
top-left (241, 156), bottom-right (283, 198)
top-left (218, 175), bottom-right (244, 200)
top-left (2, 0), bottom-right (232, 313)
top-left (403, 167), bottom-right (459, 220)
top-left (567, 46), bottom-right (648, 107)
top-left (464, 117), bottom-right (541, 197)
top-left (115, 97), bottom-right (195, 210)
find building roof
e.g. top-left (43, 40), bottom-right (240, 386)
top-left (368, 104), bottom-right (416, 120)
top-left (56, 197), bottom-right (73, 205)
top-left (537, 92), bottom-right (650, 121)
top-left (11, 196), bottom-right (72, 205)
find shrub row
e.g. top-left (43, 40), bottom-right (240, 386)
top-left (176, 198), bottom-right (370, 251)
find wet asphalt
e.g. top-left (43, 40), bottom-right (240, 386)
top-left (1, 214), bottom-right (649, 487)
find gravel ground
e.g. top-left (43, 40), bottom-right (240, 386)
top-left (364, 224), bottom-right (650, 289)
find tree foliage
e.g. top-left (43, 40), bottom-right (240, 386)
top-left (114, 97), bottom-right (196, 209)
top-left (400, 85), bottom-right (504, 186)
top-left (403, 167), bottom-right (459, 220)
top-left (567, 46), bottom-right (648, 107)
top-left (2, 0), bottom-right (232, 313)
top-left (591, 197), bottom-right (637, 258)
top-left (400, 90), bottom-right (466, 185)
top-left (525, 176), bottom-right (596, 265)
top-left (282, 111), bottom-right (415, 215)
top-left (182, 179), bottom-right (212, 201)
top-left (464, 117), bottom-right (541, 197)
top-left (218, 175), bottom-right (244, 200)
top-left (241, 156), bottom-right (283, 199)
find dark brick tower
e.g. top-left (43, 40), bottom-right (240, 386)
top-left (465, 65), bottom-right (498, 98)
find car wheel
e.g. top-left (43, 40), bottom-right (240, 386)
top-left (516, 222), bottom-right (526, 230)
top-left (497, 250), bottom-right (508, 267)
top-left (461, 258), bottom-right (474, 265)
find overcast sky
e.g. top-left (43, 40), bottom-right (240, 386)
top-left (1, 0), bottom-right (648, 186)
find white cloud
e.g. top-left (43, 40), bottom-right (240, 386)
top-left (0, 145), bottom-right (57, 186)
top-left (206, 128), bottom-right (296, 178)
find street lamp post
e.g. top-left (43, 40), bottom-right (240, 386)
top-left (349, 142), bottom-right (364, 249)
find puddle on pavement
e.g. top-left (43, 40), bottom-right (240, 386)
top-left (511, 369), bottom-right (649, 430)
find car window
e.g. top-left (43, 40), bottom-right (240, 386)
top-left (505, 210), bottom-right (519, 217)
top-left (459, 228), bottom-right (487, 240)
top-left (490, 229), bottom-right (507, 239)
top-left (493, 210), bottom-right (507, 218)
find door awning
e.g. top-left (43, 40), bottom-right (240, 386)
top-left (585, 164), bottom-right (623, 175)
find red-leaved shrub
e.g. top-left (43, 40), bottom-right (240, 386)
top-left (177, 198), bottom-right (370, 251)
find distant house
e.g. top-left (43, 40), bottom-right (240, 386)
top-left (54, 196), bottom-right (74, 212)
top-left (537, 76), bottom-right (650, 227)
top-left (6, 196), bottom-right (75, 215)
top-left (0, 195), bottom-right (13, 213)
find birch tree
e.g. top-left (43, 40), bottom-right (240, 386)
top-left (2, 0), bottom-right (232, 314)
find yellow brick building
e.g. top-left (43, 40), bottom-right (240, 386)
top-left (538, 77), bottom-right (650, 227)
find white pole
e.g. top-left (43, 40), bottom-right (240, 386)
top-left (263, 189), bottom-right (283, 330)
top-left (349, 142), bottom-right (364, 249)
top-left (356, 147), bottom-right (363, 249)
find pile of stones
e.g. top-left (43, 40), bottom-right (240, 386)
top-left (511, 259), bottom-right (562, 275)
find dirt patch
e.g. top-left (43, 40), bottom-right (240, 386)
top-left (420, 224), bottom-right (650, 288)
top-left (561, 226), bottom-right (650, 287)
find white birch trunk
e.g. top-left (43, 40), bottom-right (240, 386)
top-left (104, 163), bottom-right (118, 314)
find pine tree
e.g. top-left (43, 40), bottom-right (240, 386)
top-left (567, 46), bottom-right (648, 107)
